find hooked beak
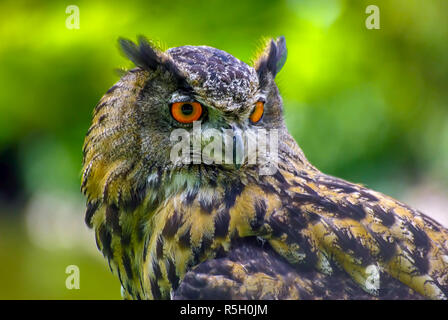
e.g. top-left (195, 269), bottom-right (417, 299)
top-left (231, 126), bottom-right (245, 170)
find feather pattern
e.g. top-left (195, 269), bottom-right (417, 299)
top-left (81, 37), bottom-right (448, 300)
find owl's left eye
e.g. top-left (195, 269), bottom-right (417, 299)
top-left (250, 101), bottom-right (264, 124)
top-left (170, 102), bottom-right (203, 123)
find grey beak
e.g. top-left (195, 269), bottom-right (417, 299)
top-left (232, 127), bottom-right (245, 170)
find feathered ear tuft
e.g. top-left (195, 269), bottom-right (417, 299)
top-left (254, 36), bottom-right (287, 84)
top-left (118, 36), bottom-right (190, 88)
top-left (118, 36), bottom-right (162, 71)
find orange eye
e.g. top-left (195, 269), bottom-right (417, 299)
top-left (170, 102), bottom-right (203, 123)
top-left (250, 101), bottom-right (264, 123)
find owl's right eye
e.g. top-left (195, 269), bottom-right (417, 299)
top-left (170, 102), bottom-right (203, 124)
top-left (250, 101), bottom-right (264, 124)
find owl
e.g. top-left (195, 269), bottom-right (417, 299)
top-left (81, 36), bottom-right (448, 300)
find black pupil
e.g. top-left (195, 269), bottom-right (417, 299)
top-left (181, 103), bottom-right (193, 115)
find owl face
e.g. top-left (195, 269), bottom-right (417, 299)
top-left (134, 37), bottom-right (287, 164)
top-left (82, 37), bottom-right (290, 204)
top-left (135, 42), bottom-right (285, 171)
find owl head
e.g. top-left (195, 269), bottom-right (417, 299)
top-left (81, 36), bottom-right (304, 214)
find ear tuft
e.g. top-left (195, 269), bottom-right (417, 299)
top-left (273, 36), bottom-right (287, 74)
top-left (118, 36), bottom-right (190, 89)
top-left (254, 36), bottom-right (287, 83)
top-left (118, 36), bottom-right (163, 71)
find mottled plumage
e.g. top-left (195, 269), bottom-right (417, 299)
top-left (81, 36), bottom-right (448, 300)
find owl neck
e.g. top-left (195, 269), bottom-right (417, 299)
top-left (143, 133), bottom-right (315, 203)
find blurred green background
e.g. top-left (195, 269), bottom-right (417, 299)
top-left (0, 0), bottom-right (447, 299)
